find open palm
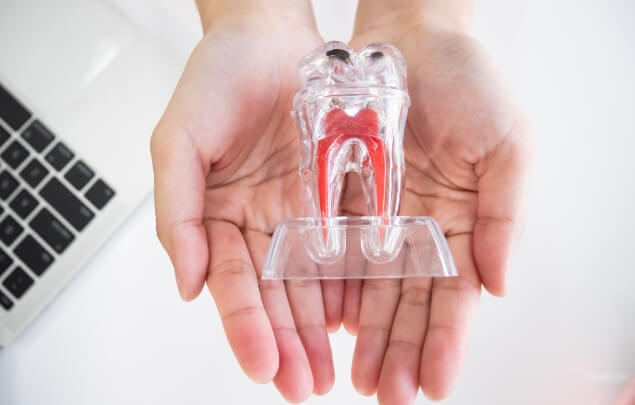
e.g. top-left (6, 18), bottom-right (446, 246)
top-left (151, 14), bottom-right (339, 402)
top-left (338, 23), bottom-right (533, 403)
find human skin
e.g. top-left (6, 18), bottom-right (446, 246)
top-left (338, 1), bottom-right (534, 403)
top-left (616, 376), bottom-right (635, 405)
top-left (150, 0), bottom-right (533, 404)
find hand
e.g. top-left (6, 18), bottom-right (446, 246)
top-left (340, 3), bottom-right (534, 404)
top-left (617, 376), bottom-right (635, 405)
top-left (151, 3), bottom-right (337, 401)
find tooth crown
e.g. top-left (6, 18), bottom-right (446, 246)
top-left (293, 41), bottom-right (410, 219)
top-left (295, 41), bottom-right (408, 91)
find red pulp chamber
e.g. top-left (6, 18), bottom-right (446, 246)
top-left (317, 108), bottom-right (386, 217)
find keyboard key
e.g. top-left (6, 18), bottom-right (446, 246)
top-left (14, 235), bottom-right (54, 276)
top-left (0, 247), bottom-right (13, 276)
top-left (0, 171), bottom-right (19, 200)
top-left (65, 160), bottom-right (94, 190)
top-left (0, 289), bottom-right (12, 310)
top-left (40, 178), bottom-right (94, 231)
top-left (30, 208), bottom-right (74, 253)
top-left (3, 267), bottom-right (34, 298)
top-left (20, 158), bottom-right (49, 188)
top-left (85, 179), bottom-right (115, 209)
top-left (1, 140), bottom-right (29, 169)
top-left (45, 142), bottom-right (74, 171)
top-left (0, 125), bottom-right (10, 146)
top-left (0, 215), bottom-right (23, 245)
top-left (10, 189), bottom-right (38, 219)
top-left (0, 84), bottom-right (31, 130)
top-left (21, 120), bottom-right (54, 152)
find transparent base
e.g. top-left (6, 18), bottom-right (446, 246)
top-left (262, 216), bottom-right (458, 280)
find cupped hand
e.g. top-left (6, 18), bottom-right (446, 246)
top-left (340, 16), bottom-right (534, 405)
top-left (150, 9), bottom-right (337, 402)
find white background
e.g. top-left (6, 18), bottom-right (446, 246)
top-left (1, 0), bottom-right (634, 404)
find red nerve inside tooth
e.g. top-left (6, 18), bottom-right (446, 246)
top-left (317, 108), bottom-right (386, 218)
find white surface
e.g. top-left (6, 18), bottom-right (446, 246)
top-left (0, 0), bottom-right (186, 342)
top-left (1, 0), bottom-right (634, 404)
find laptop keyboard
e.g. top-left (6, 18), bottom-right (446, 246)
top-left (0, 83), bottom-right (115, 311)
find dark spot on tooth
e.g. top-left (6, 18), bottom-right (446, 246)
top-left (326, 48), bottom-right (351, 63)
top-left (370, 51), bottom-right (384, 59)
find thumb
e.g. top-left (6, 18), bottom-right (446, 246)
top-left (151, 119), bottom-right (209, 301)
top-left (473, 119), bottom-right (534, 296)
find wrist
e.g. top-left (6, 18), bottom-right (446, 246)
top-left (354, 0), bottom-right (474, 40)
top-left (196, 0), bottom-right (317, 34)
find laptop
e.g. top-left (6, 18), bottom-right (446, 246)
top-left (0, 0), bottom-right (185, 344)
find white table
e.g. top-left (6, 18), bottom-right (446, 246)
top-left (1, 1), bottom-right (633, 404)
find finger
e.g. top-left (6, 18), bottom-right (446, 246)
top-left (320, 259), bottom-right (344, 332)
top-left (321, 279), bottom-right (344, 332)
top-left (204, 220), bottom-right (278, 384)
top-left (342, 239), bottom-right (365, 335)
top-left (474, 120), bottom-right (534, 296)
top-left (617, 376), bottom-right (635, 405)
top-left (318, 260), bottom-right (345, 332)
top-left (286, 272), bottom-right (335, 395)
top-left (342, 279), bottom-right (362, 334)
top-left (420, 234), bottom-right (481, 400)
top-left (151, 123), bottom-right (208, 300)
top-left (245, 231), bottom-right (314, 403)
top-left (284, 254), bottom-right (334, 394)
top-left (351, 258), bottom-right (404, 396)
top-left (376, 255), bottom-right (432, 405)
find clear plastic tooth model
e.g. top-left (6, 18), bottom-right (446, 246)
top-left (262, 41), bottom-right (458, 280)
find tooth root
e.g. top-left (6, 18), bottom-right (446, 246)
top-left (317, 138), bottom-right (345, 218)
top-left (358, 136), bottom-right (386, 216)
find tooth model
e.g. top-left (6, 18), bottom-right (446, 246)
top-left (262, 42), bottom-right (458, 280)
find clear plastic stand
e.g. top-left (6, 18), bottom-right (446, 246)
top-left (263, 41), bottom-right (458, 280)
top-left (262, 216), bottom-right (457, 279)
